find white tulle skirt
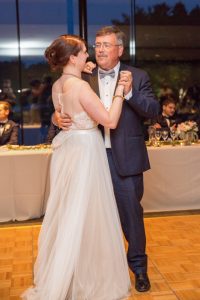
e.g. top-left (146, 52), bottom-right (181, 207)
top-left (21, 128), bottom-right (131, 300)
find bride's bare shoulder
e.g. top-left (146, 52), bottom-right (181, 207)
top-left (52, 77), bottom-right (90, 95)
top-left (64, 78), bottom-right (91, 93)
top-left (79, 80), bottom-right (92, 91)
top-left (52, 79), bottom-right (62, 93)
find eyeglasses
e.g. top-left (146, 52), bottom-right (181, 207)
top-left (92, 42), bottom-right (122, 49)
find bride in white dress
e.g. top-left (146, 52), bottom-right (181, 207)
top-left (21, 34), bottom-right (131, 300)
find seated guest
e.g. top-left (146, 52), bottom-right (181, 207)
top-left (45, 121), bottom-right (61, 144)
top-left (152, 97), bottom-right (179, 130)
top-left (0, 101), bottom-right (19, 146)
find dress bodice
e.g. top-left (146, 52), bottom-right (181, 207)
top-left (70, 111), bottom-right (97, 130)
top-left (52, 111), bottom-right (98, 150)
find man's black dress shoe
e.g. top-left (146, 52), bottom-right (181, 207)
top-left (135, 272), bottom-right (151, 292)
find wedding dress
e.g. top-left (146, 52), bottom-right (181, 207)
top-left (21, 78), bottom-right (131, 300)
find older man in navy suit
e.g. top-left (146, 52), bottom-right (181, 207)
top-left (54, 26), bottom-right (159, 292)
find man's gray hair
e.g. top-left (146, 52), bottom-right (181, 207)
top-left (96, 26), bottom-right (126, 46)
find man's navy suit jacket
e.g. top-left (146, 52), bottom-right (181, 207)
top-left (83, 63), bottom-right (160, 176)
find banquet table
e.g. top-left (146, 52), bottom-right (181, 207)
top-left (1, 143), bottom-right (200, 222)
top-left (142, 144), bottom-right (200, 212)
top-left (0, 148), bottom-right (52, 222)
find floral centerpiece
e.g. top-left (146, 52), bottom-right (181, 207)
top-left (177, 121), bottom-right (198, 134)
top-left (177, 121), bottom-right (198, 144)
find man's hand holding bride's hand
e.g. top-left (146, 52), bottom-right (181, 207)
top-left (52, 110), bottom-right (72, 131)
top-left (83, 61), bottom-right (96, 74)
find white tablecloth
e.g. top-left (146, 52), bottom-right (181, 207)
top-left (1, 144), bottom-right (200, 222)
top-left (0, 149), bottom-right (51, 222)
top-left (142, 144), bottom-right (200, 212)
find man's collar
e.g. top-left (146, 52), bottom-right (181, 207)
top-left (98, 61), bottom-right (120, 73)
top-left (113, 61), bottom-right (120, 73)
top-left (162, 113), bottom-right (170, 119)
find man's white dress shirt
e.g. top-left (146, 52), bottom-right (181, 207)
top-left (98, 62), bottom-right (132, 148)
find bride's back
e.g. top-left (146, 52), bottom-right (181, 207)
top-left (53, 77), bottom-right (97, 130)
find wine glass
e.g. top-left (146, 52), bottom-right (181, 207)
top-left (161, 130), bottom-right (169, 142)
top-left (155, 129), bottom-right (161, 146)
top-left (170, 129), bottom-right (178, 146)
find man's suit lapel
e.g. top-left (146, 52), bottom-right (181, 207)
top-left (119, 63), bottom-right (127, 72)
top-left (1, 123), bottom-right (7, 136)
top-left (0, 123), bottom-right (8, 142)
top-left (90, 68), bottom-right (100, 97)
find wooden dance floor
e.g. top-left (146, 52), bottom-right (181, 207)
top-left (0, 214), bottom-right (200, 300)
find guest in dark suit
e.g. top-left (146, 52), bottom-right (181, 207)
top-left (53, 26), bottom-right (159, 292)
top-left (0, 101), bottom-right (19, 146)
top-left (152, 97), bottom-right (180, 131)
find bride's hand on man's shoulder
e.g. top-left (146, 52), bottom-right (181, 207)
top-left (83, 61), bottom-right (96, 74)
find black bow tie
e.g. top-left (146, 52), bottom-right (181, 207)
top-left (99, 69), bottom-right (115, 79)
top-left (163, 115), bottom-right (170, 120)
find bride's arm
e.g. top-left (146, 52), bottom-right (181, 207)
top-left (79, 82), bottom-right (124, 129)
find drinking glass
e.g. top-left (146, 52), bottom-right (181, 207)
top-left (170, 129), bottom-right (178, 145)
top-left (155, 129), bottom-right (161, 146)
top-left (161, 130), bottom-right (169, 142)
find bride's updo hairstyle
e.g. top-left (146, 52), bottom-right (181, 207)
top-left (45, 34), bottom-right (86, 71)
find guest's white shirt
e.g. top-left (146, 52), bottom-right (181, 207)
top-left (0, 119), bottom-right (8, 137)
